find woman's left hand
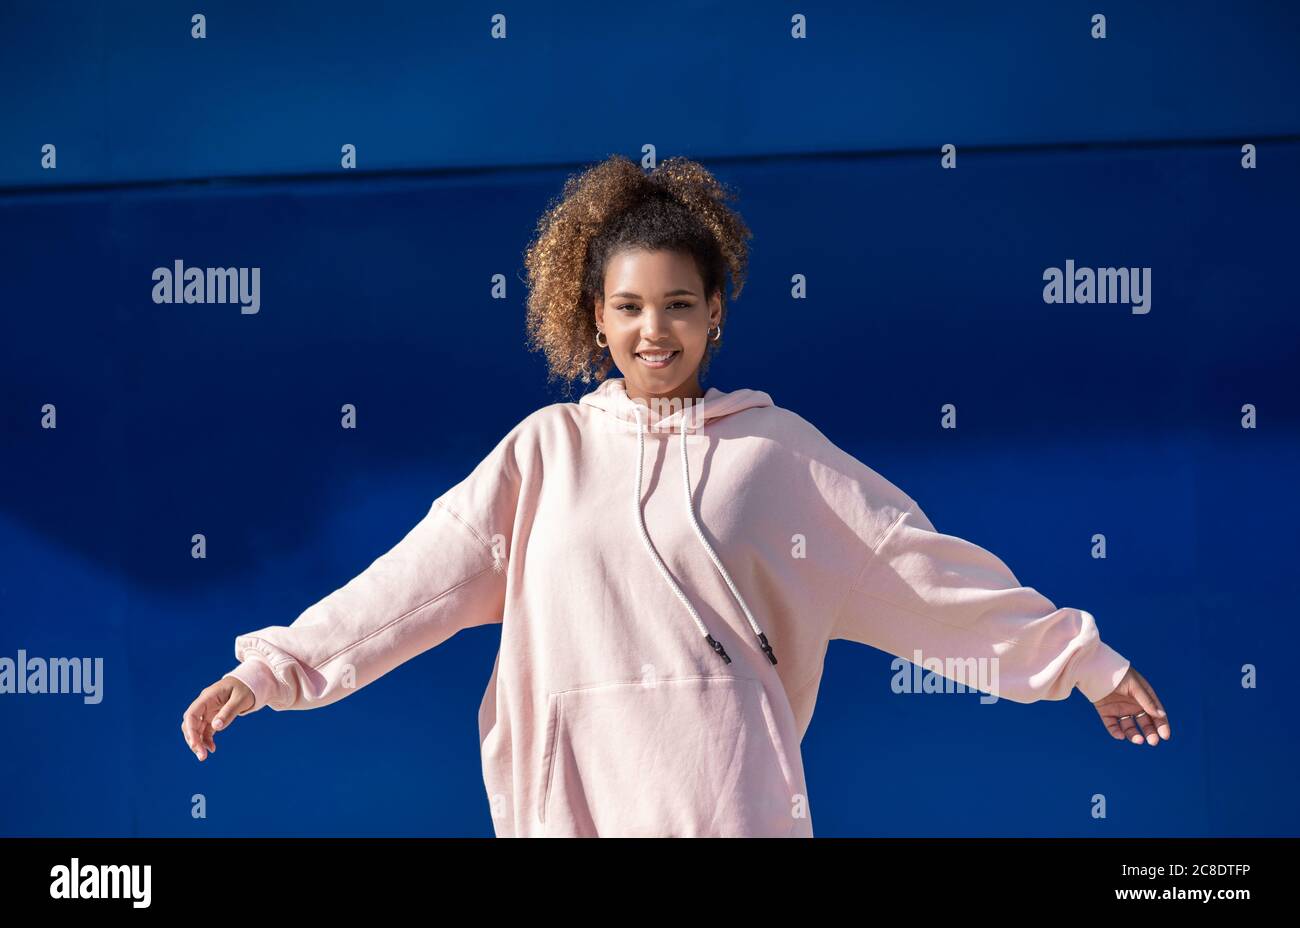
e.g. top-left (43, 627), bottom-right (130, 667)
top-left (1091, 666), bottom-right (1171, 746)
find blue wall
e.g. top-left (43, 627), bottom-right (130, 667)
top-left (3, 0), bottom-right (1300, 188)
top-left (2, 0), bottom-right (1297, 837)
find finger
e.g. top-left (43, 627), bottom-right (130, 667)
top-left (1100, 711), bottom-right (1127, 741)
top-left (1132, 712), bottom-right (1160, 746)
top-left (182, 693), bottom-right (205, 747)
top-left (1135, 708), bottom-right (1170, 743)
top-left (182, 695), bottom-right (206, 756)
top-left (1134, 680), bottom-right (1171, 740)
top-left (211, 689), bottom-right (244, 735)
top-left (184, 692), bottom-right (212, 760)
top-left (199, 703), bottom-right (216, 754)
top-left (1118, 715), bottom-right (1143, 745)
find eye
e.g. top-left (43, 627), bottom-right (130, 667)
top-left (616, 301), bottom-right (691, 312)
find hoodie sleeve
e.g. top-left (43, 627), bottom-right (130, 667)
top-left (221, 421), bottom-right (525, 715)
top-left (830, 496), bottom-right (1130, 704)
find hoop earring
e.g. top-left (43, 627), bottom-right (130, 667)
top-left (708, 324), bottom-right (722, 342)
top-left (595, 329), bottom-right (608, 348)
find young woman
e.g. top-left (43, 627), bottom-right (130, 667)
top-left (181, 155), bottom-right (1171, 837)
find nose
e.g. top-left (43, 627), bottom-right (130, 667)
top-left (639, 305), bottom-right (670, 338)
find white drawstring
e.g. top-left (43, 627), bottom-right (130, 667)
top-left (631, 404), bottom-right (778, 666)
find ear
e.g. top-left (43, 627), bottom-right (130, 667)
top-left (709, 290), bottom-right (723, 327)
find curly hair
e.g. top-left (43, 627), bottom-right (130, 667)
top-left (522, 154), bottom-right (752, 394)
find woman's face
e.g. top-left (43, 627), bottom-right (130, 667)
top-left (594, 248), bottom-right (721, 404)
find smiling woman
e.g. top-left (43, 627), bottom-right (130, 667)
top-left (522, 154), bottom-right (752, 404)
top-left (194, 152), bottom-right (1168, 839)
top-left (596, 248), bottom-right (721, 403)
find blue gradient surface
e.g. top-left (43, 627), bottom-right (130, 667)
top-left (1, 1), bottom-right (1296, 837)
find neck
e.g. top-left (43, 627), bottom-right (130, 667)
top-left (624, 377), bottom-right (705, 405)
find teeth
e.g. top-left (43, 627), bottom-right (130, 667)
top-left (638, 351), bottom-right (675, 362)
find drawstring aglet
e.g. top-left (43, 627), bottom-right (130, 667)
top-left (757, 632), bottom-right (778, 665)
top-left (704, 634), bottom-right (732, 664)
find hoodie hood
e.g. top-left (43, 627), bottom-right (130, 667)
top-left (578, 377), bottom-right (774, 433)
top-left (579, 376), bottom-right (780, 668)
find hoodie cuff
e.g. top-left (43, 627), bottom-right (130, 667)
top-left (1073, 638), bottom-right (1131, 703)
top-left (222, 658), bottom-right (282, 715)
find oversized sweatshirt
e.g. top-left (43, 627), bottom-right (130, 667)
top-left (223, 376), bottom-right (1131, 838)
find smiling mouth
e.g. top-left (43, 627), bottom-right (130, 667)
top-left (635, 350), bottom-right (680, 366)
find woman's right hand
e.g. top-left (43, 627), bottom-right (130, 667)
top-left (182, 677), bottom-right (255, 761)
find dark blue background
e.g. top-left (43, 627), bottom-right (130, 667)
top-left (2, 1), bottom-right (1297, 837)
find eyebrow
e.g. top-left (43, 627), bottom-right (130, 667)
top-left (608, 289), bottom-right (698, 300)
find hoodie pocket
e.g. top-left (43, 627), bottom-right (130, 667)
top-left (537, 674), bottom-right (798, 837)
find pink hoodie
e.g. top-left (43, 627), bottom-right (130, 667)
top-left (223, 377), bottom-right (1131, 837)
